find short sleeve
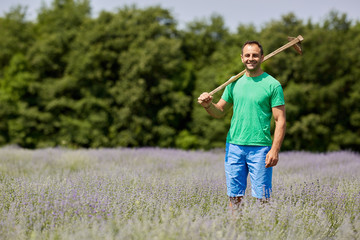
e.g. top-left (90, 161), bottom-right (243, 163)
top-left (221, 77), bottom-right (236, 104)
top-left (271, 85), bottom-right (285, 107)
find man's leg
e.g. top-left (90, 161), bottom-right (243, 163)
top-left (224, 143), bottom-right (248, 211)
top-left (229, 196), bottom-right (243, 210)
top-left (247, 146), bottom-right (272, 200)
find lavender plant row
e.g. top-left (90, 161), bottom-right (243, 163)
top-left (0, 147), bottom-right (359, 239)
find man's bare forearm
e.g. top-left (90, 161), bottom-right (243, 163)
top-left (271, 119), bottom-right (286, 152)
top-left (204, 103), bottom-right (226, 118)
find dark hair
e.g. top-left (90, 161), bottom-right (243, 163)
top-left (242, 41), bottom-right (264, 56)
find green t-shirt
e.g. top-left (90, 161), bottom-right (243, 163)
top-left (221, 72), bottom-right (285, 146)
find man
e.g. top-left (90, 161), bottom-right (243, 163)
top-left (197, 41), bottom-right (286, 210)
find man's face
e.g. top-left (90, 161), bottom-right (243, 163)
top-left (241, 44), bottom-right (264, 72)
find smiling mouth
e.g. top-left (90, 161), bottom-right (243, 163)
top-left (246, 62), bottom-right (257, 67)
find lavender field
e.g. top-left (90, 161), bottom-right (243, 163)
top-left (0, 147), bottom-right (359, 240)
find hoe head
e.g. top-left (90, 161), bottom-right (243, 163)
top-left (288, 35), bottom-right (304, 55)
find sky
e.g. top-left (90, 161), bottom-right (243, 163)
top-left (0, 0), bottom-right (359, 31)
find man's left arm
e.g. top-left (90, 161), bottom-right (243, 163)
top-left (266, 105), bottom-right (286, 168)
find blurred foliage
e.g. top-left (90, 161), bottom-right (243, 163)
top-left (0, 0), bottom-right (359, 152)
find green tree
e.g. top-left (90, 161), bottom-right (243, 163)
top-left (282, 11), bottom-right (359, 151)
top-left (0, 0), bottom-right (91, 148)
top-left (0, 1), bottom-right (359, 151)
top-left (0, 6), bottom-right (34, 74)
top-left (0, 6), bottom-right (36, 145)
top-left (53, 6), bottom-right (191, 147)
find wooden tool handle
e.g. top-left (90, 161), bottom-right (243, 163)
top-left (209, 35), bottom-right (304, 96)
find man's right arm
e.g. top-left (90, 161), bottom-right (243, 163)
top-left (197, 92), bottom-right (232, 118)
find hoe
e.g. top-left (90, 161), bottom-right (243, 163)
top-left (209, 35), bottom-right (304, 96)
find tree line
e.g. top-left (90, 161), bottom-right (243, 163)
top-left (0, 0), bottom-right (359, 152)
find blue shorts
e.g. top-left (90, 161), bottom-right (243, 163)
top-left (224, 143), bottom-right (272, 199)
